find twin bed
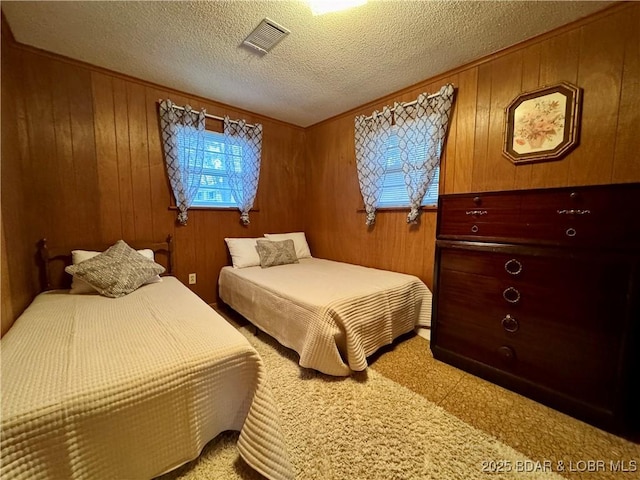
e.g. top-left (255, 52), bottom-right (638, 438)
top-left (1, 233), bottom-right (432, 479)
top-left (0, 238), bottom-right (292, 480)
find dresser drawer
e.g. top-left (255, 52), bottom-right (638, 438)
top-left (436, 246), bottom-right (631, 335)
top-left (438, 247), bottom-right (546, 281)
top-left (435, 277), bottom-right (623, 409)
top-left (435, 319), bottom-right (619, 410)
top-left (435, 266), bottom-right (625, 341)
top-left (438, 193), bottom-right (525, 240)
top-left (434, 246), bottom-right (632, 409)
top-left (437, 184), bottom-right (640, 246)
top-left (519, 188), bottom-right (640, 246)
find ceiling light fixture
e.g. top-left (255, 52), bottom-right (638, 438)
top-left (306, 0), bottom-right (367, 16)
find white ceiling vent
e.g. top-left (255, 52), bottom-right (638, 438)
top-left (242, 18), bottom-right (290, 54)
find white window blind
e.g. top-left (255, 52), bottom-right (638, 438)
top-left (378, 127), bottom-right (440, 208)
top-left (177, 129), bottom-right (242, 208)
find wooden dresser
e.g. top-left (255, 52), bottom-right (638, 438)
top-left (431, 183), bottom-right (640, 433)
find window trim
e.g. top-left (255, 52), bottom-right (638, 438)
top-left (168, 205), bottom-right (260, 212)
top-left (356, 205), bottom-right (438, 214)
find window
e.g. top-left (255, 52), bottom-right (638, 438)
top-left (177, 128), bottom-right (242, 208)
top-left (378, 127), bottom-right (440, 208)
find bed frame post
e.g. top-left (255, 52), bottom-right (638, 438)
top-left (166, 234), bottom-right (173, 275)
top-left (39, 238), bottom-right (51, 291)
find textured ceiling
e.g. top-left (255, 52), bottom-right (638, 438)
top-left (3, 1), bottom-right (611, 127)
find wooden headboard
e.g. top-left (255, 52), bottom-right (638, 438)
top-left (38, 235), bottom-right (173, 292)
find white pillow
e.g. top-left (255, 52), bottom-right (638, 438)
top-left (69, 248), bottom-right (162, 294)
top-left (264, 232), bottom-right (312, 259)
top-left (224, 237), bottom-right (262, 268)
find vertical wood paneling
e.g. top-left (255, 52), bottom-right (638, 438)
top-left (196, 211), bottom-right (220, 302)
top-left (23, 56), bottom-right (59, 243)
top-left (419, 213), bottom-right (438, 288)
top-left (452, 68), bottom-right (478, 193)
top-left (484, 51), bottom-right (523, 192)
top-left (14, 54), bottom-right (34, 235)
top-left (92, 72), bottom-right (123, 242)
top-left (470, 63), bottom-right (493, 191)
top-left (51, 61), bottom-right (77, 247)
top-left (67, 65), bottom-right (101, 245)
top-left (14, 53), bottom-right (42, 297)
top-left (112, 78), bottom-right (136, 240)
top-left (513, 43), bottom-right (541, 190)
top-left (441, 74), bottom-right (459, 196)
top-left (612, 7), bottom-right (640, 182)
top-left (572, 13), bottom-right (625, 185)
top-left (127, 82), bottom-right (154, 240)
top-left (1, 40), bottom-right (39, 335)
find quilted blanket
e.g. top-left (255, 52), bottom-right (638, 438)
top-left (0, 277), bottom-right (293, 480)
top-left (219, 258), bottom-right (432, 376)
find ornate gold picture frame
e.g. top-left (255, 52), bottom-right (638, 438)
top-left (503, 82), bottom-right (582, 165)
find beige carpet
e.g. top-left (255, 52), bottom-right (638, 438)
top-left (159, 327), bottom-right (564, 480)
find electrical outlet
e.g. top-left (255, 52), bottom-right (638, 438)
top-left (188, 273), bottom-right (196, 285)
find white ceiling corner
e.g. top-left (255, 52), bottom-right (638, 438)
top-left (2, 1), bottom-right (612, 127)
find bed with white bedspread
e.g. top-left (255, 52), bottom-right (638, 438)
top-left (1, 270), bottom-right (292, 479)
top-left (219, 257), bottom-right (432, 376)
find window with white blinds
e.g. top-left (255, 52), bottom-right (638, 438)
top-left (178, 129), bottom-right (242, 208)
top-left (378, 127), bottom-right (440, 208)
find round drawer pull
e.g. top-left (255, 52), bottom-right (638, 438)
top-left (565, 227), bottom-right (577, 237)
top-left (497, 345), bottom-right (515, 363)
top-left (473, 196), bottom-right (482, 205)
top-left (504, 259), bottom-right (523, 276)
top-left (501, 314), bottom-right (519, 333)
top-left (471, 225), bottom-right (479, 233)
top-left (502, 287), bottom-right (521, 304)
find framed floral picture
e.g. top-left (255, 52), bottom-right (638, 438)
top-left (503, 82), bottom-right (582, 165)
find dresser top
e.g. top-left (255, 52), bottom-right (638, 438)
top-left (438, 182), bottom-right (640, 200)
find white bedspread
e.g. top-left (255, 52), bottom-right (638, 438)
top-left (0, 277), bottom-right (293, 480)
top-left (219, 258), bottom-right (432, 376)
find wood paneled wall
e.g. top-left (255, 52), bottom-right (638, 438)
top-left (2, 4), bottom-right (638, 335)
top-left (1, 35), bottom-right (305, 334)
top-left (1, 32), bottom-right (39, 335)
top-left (304, 3), bottom-right (639, 290)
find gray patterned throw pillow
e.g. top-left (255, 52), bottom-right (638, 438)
top-left (255, 239), bottom-right (299, 268)
top-left (65, 240), bottom-right (165, 298)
